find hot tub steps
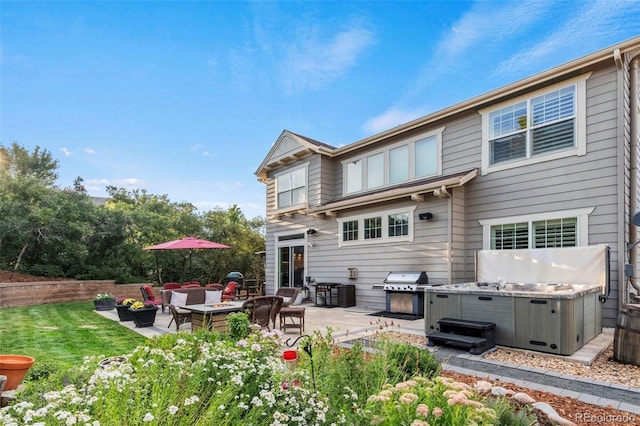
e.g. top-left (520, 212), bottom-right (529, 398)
top-left (427, 318), bottom-right (496, 355)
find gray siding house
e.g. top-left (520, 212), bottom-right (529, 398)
top-left (256, 37), bottom-right (640, 327)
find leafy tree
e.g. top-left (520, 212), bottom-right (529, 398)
top-left (104, 186), bottom-right (201, 283)
top-left (200, 205), bottom-right (265, 283)
top-left (0, 142), bottom-right (266, 284)
top-left (0, 143), bottom-right (60, 270)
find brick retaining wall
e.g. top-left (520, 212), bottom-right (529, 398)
top-left (0, 281), bottom-right (160, 308)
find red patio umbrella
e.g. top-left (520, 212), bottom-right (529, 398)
top-left (144, 237), bottom-right (231, 280)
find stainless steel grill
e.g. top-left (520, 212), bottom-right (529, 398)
top-left (373, 271), bottom-right (429, 315)
top-left (381, 271), bottom-right (429, 291)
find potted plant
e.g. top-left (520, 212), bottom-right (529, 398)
top-left (0, 355), bottom-right (35, 390)
top-left (128, 301), bottom-right (158, 327)
top-left (115, 298), bottom-right (136, 321)
top-left (93, 293), bottom-right (116, 311)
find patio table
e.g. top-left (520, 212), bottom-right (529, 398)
top-left (181, 301), bottom-right (244, 332)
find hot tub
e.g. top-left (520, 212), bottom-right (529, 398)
top-left (425, 246), bottom-right (608, 355)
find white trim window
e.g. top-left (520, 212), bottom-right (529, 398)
top-left (480, 74), bottom-right (590, 175)
top-left (343, 128), bottom-right (444, 195)
top-left (479, 208), bottom-right (594, 250)
top-left (276, 165), bottom-right (307, 210)
top-left (338, 206), bottom-right (416, 247)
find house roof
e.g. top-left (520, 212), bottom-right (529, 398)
top-left (305, 169), bottom-right (477, 217)
top-left (255, 130), bottom-right (335, 181)
top-left (255, 36), bottom-right (640, 182)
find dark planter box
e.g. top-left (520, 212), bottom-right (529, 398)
top-left (94, 299), bottom-right (116, 311)
top-left (129, 307), bottom-right (158, 327)
top-left (115, 304), bottom-right (134, 321)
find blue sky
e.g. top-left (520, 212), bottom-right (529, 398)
top-left (2, 1), bottom-right (639, 220)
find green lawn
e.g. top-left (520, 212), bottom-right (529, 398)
top-left (0, 302), bottom-right (147, 368)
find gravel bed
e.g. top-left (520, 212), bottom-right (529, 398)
top-left (384, 331), bottom-right (640, 390)
top-left (484, 344), bottom-right (640, 389)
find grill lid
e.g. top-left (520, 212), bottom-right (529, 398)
top-left (384, 271), bottom-right (428, 284)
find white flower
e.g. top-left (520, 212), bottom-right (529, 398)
top-left (168, 406), bottom-right (179, 415)
top-left (184, 395), bottom-right (200, 406)
top-left (142, 413), bottom-right (154, 422)
top-left (251, 343), bottom-right (261, 352)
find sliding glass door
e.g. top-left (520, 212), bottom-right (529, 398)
top-left (277, 236), bottom-right (305, 289)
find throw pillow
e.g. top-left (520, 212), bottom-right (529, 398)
top-left (282, 297), bottom-right (292, 304)
top-left (205, 290), bottom-right (222, 304)
top-left (170, 291), bottom-right (188, 307)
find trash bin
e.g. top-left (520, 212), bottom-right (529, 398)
top-left (337, 285), bottom-right (356, 308)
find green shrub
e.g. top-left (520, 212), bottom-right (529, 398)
top-left (25, 359), bottom-right (61, 382)
top-left (386, 340), bottom-right (440, 383)
top-left (487, 397), bottom-right (538, 425)
top-left (25, 264), bottom-right (65, 278)
top-left (227, 311), bottom-right (251, 340)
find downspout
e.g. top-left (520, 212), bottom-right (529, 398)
top-left (629, 53), bottom-right (640, 299)
top-left (434, 185), bottom-right (453, 284)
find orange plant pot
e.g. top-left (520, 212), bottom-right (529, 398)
top-left (0, 355), bottom-right (35, 390)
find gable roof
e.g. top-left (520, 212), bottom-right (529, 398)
top-left (255, 130), bottom-right (335, 182)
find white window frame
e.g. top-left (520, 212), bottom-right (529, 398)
top-left (337, 206), bottom-right (417, 247)
top-left (478, 207), bottom-right (594, 250)
top-left (274, 163), bottom-right (309, 212)
top-left (342, 127), bottom-right (444, 195)
top-left (480, 73), bottom-right (591, 175)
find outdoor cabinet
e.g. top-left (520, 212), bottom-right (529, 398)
top-left (337, 285), bottom-right (356, 308)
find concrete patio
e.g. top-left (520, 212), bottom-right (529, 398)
top-left (96, 302), bottom-right (426, 343)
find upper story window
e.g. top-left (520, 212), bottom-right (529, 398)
top-left (479, 208), bottom-right (593, 250)
top-left (481, 74), bottom-right (589, 175)
top-left (276, 166), bottom-right (307, 209)
top-left (338, 206), bottom-right (416, 247)
top-left (343, 128), bottom-right (444, 195)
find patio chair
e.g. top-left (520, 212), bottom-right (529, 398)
top-left (241, 296), bottom-right (283, 330)
top-left (222, 281), bottom-right (238, 301)
top-left (247, 280), bottom-right (264, 298)
top-left (182, 281), bottom-right (201, 288)
top-left (140, 285), bottom-right (163, 308)
top-left (167, 304), bottom-right (192, 331)
top-left (274, 287), bottom-right (299, 329)
top-left (162, 282), bottom-right (182, 290)
top-left (205, 283), bottom-right (224, 290)
top-left (275, 287), bottom-right (299, 307)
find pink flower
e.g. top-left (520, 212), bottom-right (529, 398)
top-left (416, 403), bottom-right (429, 417)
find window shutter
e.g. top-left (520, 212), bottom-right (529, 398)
top-left (532, 119), bottom-right (575, 155)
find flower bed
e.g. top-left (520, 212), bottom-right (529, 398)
top-left (0, 326), bottom-right (538, 425)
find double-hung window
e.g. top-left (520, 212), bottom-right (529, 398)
top-left (479, 208), bottom-right (592, 250)
top-left (276, 166), bottom-right (307, 209)
top-left (481, 74), bottom-right (588, 174)
top-left (338, 207), bottom-right (416, 246)
top-left (343, 128), bottom-right (443, 195)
